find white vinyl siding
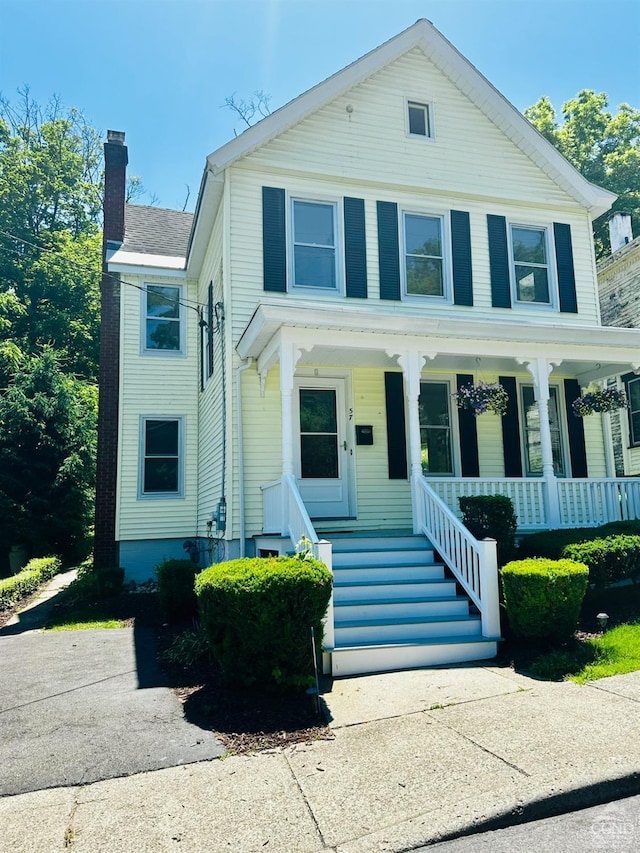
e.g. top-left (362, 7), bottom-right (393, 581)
top-left (196, 209), bottom-right (227, 539)
top-left (117, 271), bottom-right (198, 541)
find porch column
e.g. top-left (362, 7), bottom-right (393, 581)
top-left (393, 351), bottom-right (428, 533)
top-left (279, 340), bottom-right (304, 477)
top-left (518, 356), bottom-right (561, 527)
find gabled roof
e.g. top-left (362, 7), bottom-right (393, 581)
top-left (199, 18), bottom-right (614, 215)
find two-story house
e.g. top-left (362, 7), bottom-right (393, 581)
top-left (96, 20), bottom-right (640, 676)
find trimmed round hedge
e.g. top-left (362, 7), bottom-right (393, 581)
top-left (500, 558), bottom-right (588, 642)
top-left (195, 555), bottom-right (332, 691)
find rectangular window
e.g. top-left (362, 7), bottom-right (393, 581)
top-left (292, 199), bottom-right (337, 290)
top-left (626, 377), bottom-right (640, 446)
top-left (419, 381), bottom-right (454, 475)
top-left (407, 101), bottom-right (433, 138)
top-left (143, 284), bottom-right (184, 353)
top-left (521, 386), bottom-right (564, 476)
top-left (140, 417), bottom-right (183, 497)
top-left (403, 213), bottom-right (445, 297)
top-left (510, 225), bottom-right (551, 305)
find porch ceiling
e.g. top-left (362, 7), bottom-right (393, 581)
top-left (237, 301), bottom-right (640, 382)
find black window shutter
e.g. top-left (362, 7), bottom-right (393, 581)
top-left (451, 210), bottom-right (473, 306)
top-left (344, 197), bottom-right (367, 298)
top-left (487, 214), bottom-right (511, 308)
top-left (262, 186), bottom-right (286, 292)
top-left (384, 372), bottom-right (408, 479)
top-left (207, 282), bottom-right (214, 377)
top-left (564, 378), bottom-right (588, 477)
top-left (499, 376), bottom-right (523, 477)
top-left (456, 374), bottom-right (480, 476)
top-left (377, 201), bottom-right (401, 300)
top-left (554, 222), bottom-right (578, 313)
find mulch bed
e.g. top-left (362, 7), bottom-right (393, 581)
top-left (157, 625), bottom-right (333, 754)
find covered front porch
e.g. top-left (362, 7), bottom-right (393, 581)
top-left (238, 302), bottom-right (640, 674)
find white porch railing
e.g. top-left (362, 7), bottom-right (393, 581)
top-left (414, 475), bottom-right (501, 638)
top-left (261, 474), bottom-right (334, 649)
top-left (431, 478), bottom-right (547, 529)
top-left (430, 476), bottom-right (640, 530)
top-left (558, 479), bottom-right (640, 527)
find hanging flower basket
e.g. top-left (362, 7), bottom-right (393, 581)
top-left (453, 381), bottom-right (509, 417)
top-left (572, 387), bottom-right (627, 417)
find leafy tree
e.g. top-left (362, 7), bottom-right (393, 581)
top-left (525, 91), bottom-right (640, 258)
top-left (0, 349), bottom-right (97, 567)
top-left (0, 89), bottom-right (103, 381)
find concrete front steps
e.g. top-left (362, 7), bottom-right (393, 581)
top-left (327, 534), bottom-right (498, 677)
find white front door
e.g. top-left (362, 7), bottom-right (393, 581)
top-left (294, 377), bottom-right (352, 518)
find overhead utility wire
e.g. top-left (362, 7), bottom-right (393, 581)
top-left (0, 229), bottom-right (207, 317)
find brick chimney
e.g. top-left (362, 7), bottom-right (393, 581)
top-left (94, 130), bottom-right (128, 571)
top-left (103, 130), bottom-right (128, 245)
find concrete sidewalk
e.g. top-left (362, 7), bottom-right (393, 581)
top-left (2, 662), bottom-right (640, 853)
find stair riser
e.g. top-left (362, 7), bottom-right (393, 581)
top-left (330, 536), bottom-right (431, 552)
top-left (335, 598), bottom-right (468, 621)
top-left (333, 582), bottom-right (448, 601)
top-left (331, 641), bottom-right (498, 676)
top-left (333, 565), bottom-right (444, 583)
top-left (332, 550), bottom-right (434, 568)
top-left (335, 619), bottom-right (482, 644)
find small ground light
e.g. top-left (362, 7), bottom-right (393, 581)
top-left (597, 612), bottom-right (609, 630)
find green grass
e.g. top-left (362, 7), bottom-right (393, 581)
top-left (571, 622), bottom-right (640, 683)
top-left (48, 618), bottom-right (126, 631)
top-left (45, 600), bottom-right (127, 631)
top-left (530, 621), bottom-right (640, 682)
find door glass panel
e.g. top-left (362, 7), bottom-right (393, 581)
top-left (299, 388), bottom-right (339, 479)
top-left (419, 382), bottom-right (453, 474)
top-left (301, 435), bottom-right (339, 478)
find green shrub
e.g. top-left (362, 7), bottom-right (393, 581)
top-left (60, 561), bottom-right (124, 605)
top-left (0, 556), bottom-right (62, 610)
top-left (95, 566), bottom-right (124, 598)
top-left (156, 558), bottom-right (199, 623)
top-left (563, 536), bottom-right (640, 587)
top-left (518, 528), bottom-right (600, 560)
top-left (501, 558), bottom-right (589, 642)
top-left (459, 495), bottom-right (517, 565)
top-left (518, 521), bottom-right (640, 561)
top-left (196, 555), bottom-right (333, 691)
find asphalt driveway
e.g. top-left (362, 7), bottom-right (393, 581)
top-left (0, 626), bottom-right (223, 796)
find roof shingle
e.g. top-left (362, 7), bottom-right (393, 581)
top-left (123, 204), bottom-right (194, 258)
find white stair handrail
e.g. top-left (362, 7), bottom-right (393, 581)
top-left (415, 474), bottom-right (500, 638)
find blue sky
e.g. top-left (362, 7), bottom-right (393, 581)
top-left (1, 0), bottom-right (639, 211)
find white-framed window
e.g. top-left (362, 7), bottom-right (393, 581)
top-left (402, 211), bottom-right (449, 299)
top-left (138, 417), bottom-right (184, 498)
top-left (520, 385), bottom-right (565, 476)
top-left (142, 284), bottom-right (185, 354)
top-left (419, 380), bottom-right (455, 475)
top-left (290, 198), bottom-right (340, 291)
top-left (509, 225), bottom-right (554, 307)
top-left (406, 100), bottom-right (434, 139)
